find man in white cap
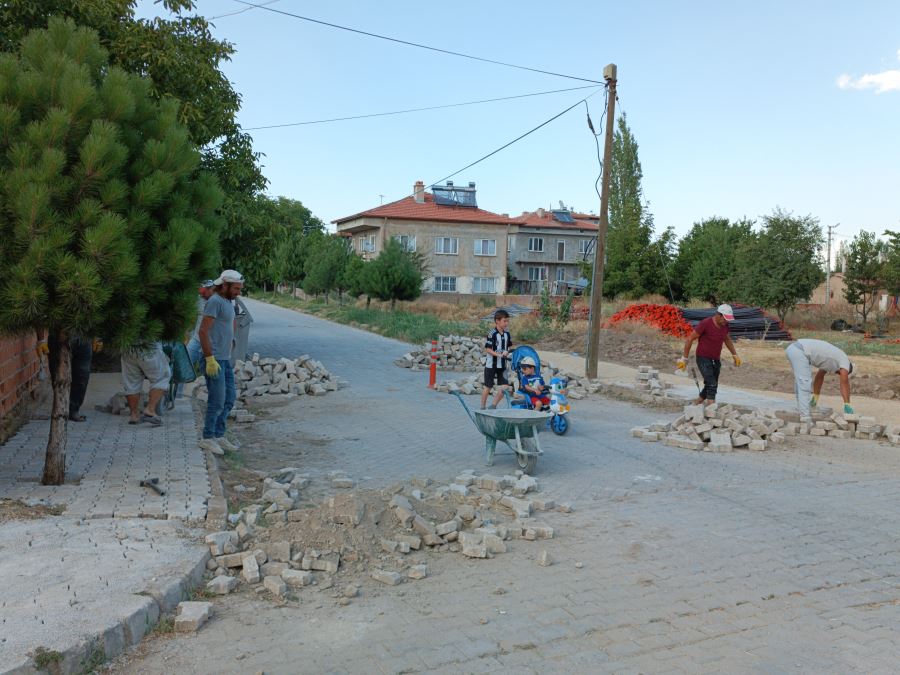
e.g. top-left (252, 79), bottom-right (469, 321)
top-left (677, 304), bottom-right (742, 405)
top-left (197, 270), bottom-right (243, 455)
top-left (785, 338), bottom-right (854, 421)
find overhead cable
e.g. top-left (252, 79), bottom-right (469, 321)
top-left (243, 85), bottom-right (600, 130)
top-left (210, 0), bottom-right (279, 20)
top-left (231, 0), bottom-right (604, 84)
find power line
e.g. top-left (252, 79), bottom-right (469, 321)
top-left (231, 0), bottom-right (604, 85)
top-left (424, 90), bottom-right (601, 196)
top-left (210, 0), bottom-right (279, 20)
top-left (243, 85), bottom-right (600, 130)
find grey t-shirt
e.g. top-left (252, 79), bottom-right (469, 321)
top-left (202, 293), bottom-right (235, 361)
top-left (796, 339), bottom-right (851, 373)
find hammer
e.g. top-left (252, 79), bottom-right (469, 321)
top-left (139, 477), bottom-right (166, 496)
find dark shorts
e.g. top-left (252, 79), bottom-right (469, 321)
top-left (483, 367), bottom-right (508, 388)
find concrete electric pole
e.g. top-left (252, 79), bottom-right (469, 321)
top-left (585, 64), bottom-right (617, 380)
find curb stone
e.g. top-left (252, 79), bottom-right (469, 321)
top-left (5, 549), bottom-right (209, 675)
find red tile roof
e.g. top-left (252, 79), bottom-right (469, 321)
top-left (334, 192), bottom-right (513, 226)
top-left (514, 210), bottom-right (599, 231)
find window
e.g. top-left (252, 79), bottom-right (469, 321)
top-left (528, 266), bottom-right (547, 281)
top-left (474, 239), bottom-right (496, 256)
top-left (556, 267), bottom-right (566, 281)
top-left (579, 239), bottom-right (592, 255)
top-left (507, 236), bottom-right (512, 252)
top-left (557, 241), bottom-right (565, 261)
top-left (360, 235), bottom-right (376, 253)
top-left (528, 237), bottom-right (544, 252)
top-left (473, 277), bottom-right (497, 294)
top-left (433, 276), bottom-right (457, 292)
top-left (393, 234), bottom-right (416, 252)
top-left (435, 237), bottom-right (459, 255)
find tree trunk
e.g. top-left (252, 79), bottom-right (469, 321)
top-left (391, 298), bottom-right (396, 310)
top-left (366, 296), bottom-right (371, 309)
top-left (43, 332), bottom-right (70, 485)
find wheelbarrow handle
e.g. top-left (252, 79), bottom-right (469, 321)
top-left (450, 391), bottom-right (478, 427)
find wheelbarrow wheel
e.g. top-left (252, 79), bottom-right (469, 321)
top-left (517, 436), bottom-right (538, 474)
top-left (550, 414), bottom-right (569, 435)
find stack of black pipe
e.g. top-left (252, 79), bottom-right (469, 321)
top-left (680, 306), bottom-right (792, 341)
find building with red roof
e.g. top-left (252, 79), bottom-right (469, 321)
top-left (334, 180), bottom-right (514, 296)
top-left (507, 207), bottom-right (598, 295)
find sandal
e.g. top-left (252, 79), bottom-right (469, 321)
top-left (68, 414), bottom-right (87, 422)
top-left (140, 414), bottom-right (163, 426)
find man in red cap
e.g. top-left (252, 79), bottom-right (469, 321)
top-left (677, 304), bottom-right (742, 405)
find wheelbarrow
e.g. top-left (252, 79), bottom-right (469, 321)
top-left (452, 392), bottom-right (551, 474)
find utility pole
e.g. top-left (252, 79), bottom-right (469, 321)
top-left (826, 223), bottom-right (837, 304)
top-left (585, 64), bottom-right (617, 379)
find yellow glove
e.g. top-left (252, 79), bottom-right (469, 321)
top-left (92, 338), bottom-right (103, 353)
top-left (204, 355), bottom-right (221, 377)
top-left (36, 340), bottom-right (49, 356)
top-left (676, 358), bottom-right (687, 370)
top-left (733, 355), bottom-right (742, 367)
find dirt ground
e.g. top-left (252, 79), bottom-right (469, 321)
top-left (536, 325), bottom-right (900, 401)
top-left (0, 498), bottom-right (65, 523)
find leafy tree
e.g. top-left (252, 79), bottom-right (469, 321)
top-left (723, 209), bottom-right (824, 323)
top-left (604, 114), bottom-right (669, 299)
top-left (672, 217), bottom-right (756, 303)
top-left (884, 230), bottom-right (900, 296)
top-left (366, 239), bottom-right (428, 309)
top-left (843, 231), bottom-right (887, 326)
top-left (556, 290), bottom-right (575, 328)
top-left (0, 20), bottom-right (223, 484)
top-left (538, 283), bottom-right (555, 326)
top-left (0, 0), bottom-right (270, 268)
top-left (261, 197), bottom-right (325, 291)
top-left (340, 252), bottom-right (369, 300)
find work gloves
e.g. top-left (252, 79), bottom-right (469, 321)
top-left (733, 355), bottom-right (742, 367)
top-left (810, 394), bottom-right (818, 408)
top-left (205, 355), bottom-right (221, 377)
top-left (676, 358), bottom-right (687, 370)
top-left (843, 403), bottom-right (854, 415)
top-left (36, 340), bottom-right (49, 356)
top-left (92, 338), bottom-right (103, 353)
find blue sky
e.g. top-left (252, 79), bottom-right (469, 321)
top-left (142, 1), bottom-right (899, 252)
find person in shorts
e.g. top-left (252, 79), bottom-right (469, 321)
top-left (481, 309), bottom-right (512, 409)
top-left (519, 356), bottom-right (550, 410)
top-left (121, 342), bottom-right (171, 425)
top-left (677, 303), bottom-right (741, 405)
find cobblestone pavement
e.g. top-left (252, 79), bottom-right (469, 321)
top-left (115, 299), bottom-right (900, 674)
top-left (0, 396), bottom-right (208, 520)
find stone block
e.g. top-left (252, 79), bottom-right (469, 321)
top-left (282, 569), bottom-right (314, 588)
top-left (205, 531), bottom-right (238, 556)
top-left (749, 439), bottom-right (767, 451)
top-left (435, 520), bottom-right (458, 536)
top-left (260, 562), bottom-right (289, 577)
top-left (499, 495), bottom-right (532, 519)
top-left (327, 495), bottom-right (365, 526)
top-left (235, 521), bottom-right (254, 541)
top-left (524, 525), bottom-right (554, 540)
top-left (732, 434), bottom-right (751, 447)
top-left (265, 510), bottom-right (287, 525)
top-left (828, 429), bottom-right (853, 439)
top-left (513, 476), bottom-right (538, 495)
top-left (456, 505), bottom-right (476, 521)
top-left (206, 575), bottom-right (238, 595)
top-left (371, 569), bottom-right (403, 585)
top-left (422, 533), bottom-right (445, 546)
top-left (769, 432), bottom-right (786, 444)
top-left (531, 497), bottom-right (556, 511)
top-left (174, 601), bottom-right (212, 633)
top-left (483, 533), bottom-right (507, 554)
top-left (331, 477), bottom-right (355, 488)
top-left (810, 428), bottom-right (827, 437)
top-left (242, 555), bottom-right (261, 584)
top-left (641, 431), bottom-right (660, 442)
top-left (453, 475), bottom-right (475, 487)
top-left (395, 534), bottom-right (422, 550)
top-left (412, 515), bottom-right (436, 536)
top-left (407, 564), bottom-right (428, 580)
top-left (216, 553), bottom-right (245, 568)
top-left (263, 575), bottom-right (288, 598)
top-left (538, 550), bottom-right (553, 567)
top-left (310, 552), bottom-right (340, 573)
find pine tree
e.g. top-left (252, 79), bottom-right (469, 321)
top-left (0, 20), bottom-right (223, 485)
top-left (366, 240), bottom-right (428, 309)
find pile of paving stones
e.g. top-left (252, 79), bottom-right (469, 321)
top-left (633, 365), bottom-right (670, 398)
top-left (632, 403), bottom-right (900, 452)
top-left (203, 468), bottom-right (572, 601)
top-left (192, 353), bottom-right (341, 401)
top-left (395, 335), bottom-right (485, 372)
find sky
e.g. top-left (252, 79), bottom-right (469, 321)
top-left (141, 1), bottom-right (900, 254)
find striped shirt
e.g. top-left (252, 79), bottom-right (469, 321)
top-left (484, 328), bottom-right (512, 369)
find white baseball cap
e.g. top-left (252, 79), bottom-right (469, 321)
top-left (520, 356), bottom-right (537, 367)
top-left (717, 304), bottom-right (735, 321)
top-left (214, 269), bottom-right (244, 285)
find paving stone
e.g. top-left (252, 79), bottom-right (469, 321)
top-left (174, 601), bottom-right (212, 633)
top-left (242, 555), bottom-right (261, 584)
top-left (206, 575), bottom-right (238, 595)
top-left (371, 569), bottom-right (403, 585)
top-left (281, 569), bottom-right (314, 588)
top-left (263, 575), bottom-right (288, 598)
top-left (407, 564), bottom-right (428, 580)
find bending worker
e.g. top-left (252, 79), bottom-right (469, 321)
top-left (785, 338), bottom-right (854, 420)
top-left (677, 304), bottom-right (741, 405)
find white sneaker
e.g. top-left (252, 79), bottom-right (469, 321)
top-left (198, 438), bottom-right (224, 456)
top-left (216, 437), bottom-right (239, 452)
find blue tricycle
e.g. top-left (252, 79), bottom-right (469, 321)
top-left (507, 346), bottom-right (571, 436)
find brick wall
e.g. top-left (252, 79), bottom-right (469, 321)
top-left (0, 333), bottom-right (40, 419)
